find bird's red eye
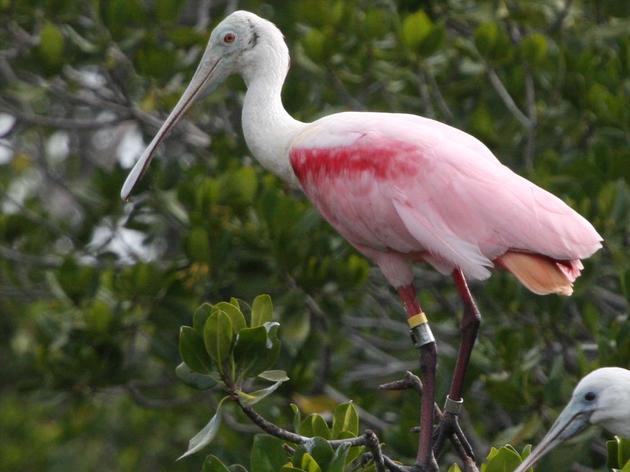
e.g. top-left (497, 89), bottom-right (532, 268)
top-left (223, 33), bottom-right (236, 44)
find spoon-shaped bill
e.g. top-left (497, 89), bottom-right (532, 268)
top-left (514, 403), bottom-right (590, 472)
top-left (120, 51), bottom-right (224, 201)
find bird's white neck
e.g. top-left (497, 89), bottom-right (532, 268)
top-left (241, 44), bottom-right (306, 186)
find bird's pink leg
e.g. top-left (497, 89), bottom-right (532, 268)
top-left (433, 269), bottom-right (480, 459)
top-left (397, 284), bottom-right (438, 471)
top-left (449, 269), bottom-right (481, 402)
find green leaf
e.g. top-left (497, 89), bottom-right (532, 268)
top-left (202, 455), bottom-right (231, 472)
top-left (622, 460), bottom-right (630, 472)
top-left (300, 453), bottom-right (321, 472)
top-left (233, 325), bottom-right (267, 376)
top-left (194, 303), bottom-right (214, 335)
top-left (186, 227), bottom-right (211, 263)
top-left (448, 465), bottom-right (463, 472)
top-left (104, 0), bottom-right (144, 36)
top-left (401, 11), bottom-right (432, 52)
top-left (608, 438), bottom-right (620, 468)
top-left (291, 404), bottom-right (302, 433)
top-left (336, 431), bottom-right (364, 464)
top-left (155, 0), bottom-right (184, 22)
top-left (178, 397), bottom-right (227, 460)
top-left (232, 167), bottom-right (258, 204)
top-left (39, 22), bottom-right (65, 65)
top-left (418, 22), bottom-right (445, 57)
top-left (203, 310), bottom-right (233, 374)
top-left (214, 302), bottom-right (247, 334)
top-left (610, 437), bottom-right (630, 469)
top-left (283, 309), bottom-right (311, 352)
top-left (299, 415), bottom-right (331, 439)
top-left (258, 370), bottom-right (289, 382)
top-left (229, 466), bottom-right (248, 472)
top-left (251, 294), bottom-right (273, 327)
top-left (56, 257), bottom-right (99, 304)
top-left (250, 435), bottom-right (287, 472)
top-left (237, 377), bottom-right (288, 406)
top-left (619, 437), bottom-right (630, 468)
top-left (175, 363), bottom-right (217, 390)
top-left (179, 326), bottom-right (212, 373)
top-left (233, 323), bottom-right (280, 378)
top-left (85, 300), bottom-right (112, 334)
top-left (302, 29), bottom-right (327, 62)
top-left (331, 402), bottom-right (359, 438)
top-left (327, 443), bottom-right (350, 472)
top-left (484, 447), bottom-right (499, 464)
top-left (473, 22), bottom-right (512, 63)
top-left (304, 437), bottom-right (333, 470)
top-left (474, 22), bottom-right (498, 56)
top-left (521, 33), bottom-right (548, 65)
top-left (484, 445), bottom-right (521, 472)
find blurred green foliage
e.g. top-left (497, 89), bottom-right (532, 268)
top-left (607, 437), bottom-right (630, 470)
top-left (176, 296), bottom-right (541, 471)
top-left (0, 0), bottom-right (628, 471)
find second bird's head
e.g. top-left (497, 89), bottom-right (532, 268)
top-left (515, 367), bottom-right (630, 472)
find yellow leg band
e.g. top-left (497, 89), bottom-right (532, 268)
top-left (407, 312), bottom-right (428, 329)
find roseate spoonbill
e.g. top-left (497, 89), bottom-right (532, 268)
top-left (120, 10), bottom-right (603, 470)
top-left (515, 367), bottom-right (630, 472)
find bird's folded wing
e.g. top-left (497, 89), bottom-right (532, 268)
top-left (290, 112), bottom-right (602, 280)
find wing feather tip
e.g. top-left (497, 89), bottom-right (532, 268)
top-left (497, 251), bottom-right (579, 296)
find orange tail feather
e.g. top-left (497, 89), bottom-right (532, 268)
top-left (496, 252), bottom-right (581, 296)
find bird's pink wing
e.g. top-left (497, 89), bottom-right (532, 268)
top-left (290, 112), bottom-right (602, 281)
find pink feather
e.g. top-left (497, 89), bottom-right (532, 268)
top-left (290, 112), bottom-right (602, 292)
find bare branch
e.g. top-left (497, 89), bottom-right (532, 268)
top-left (417, 66), bottom-right (436, 118)
top-left (383, 456), bottom-right (408, 472)
top-left (0, 279), bottom-right (50, 300)
top-left (1, 104), bottom-right (131, 130)
top-left (0, 244), bottom-right (61, 268)
top-left (365, 430), bottom-right (386, 472)
top-left (233, 394), bottom-right (310, 444)
top-left (232, 393), bottom-right (410, 471)
top-left (379, 372), bottom-right (479, 472)
top-left (523, 69), bottom-right (537, 170)
top-left (425, 70), bottom-right (454, 122)
top-left (222, 411), bottom-right (261, 433)
top-left (486, 68), bottom-right (532, 128)
top-left (125, 381), bottom-right (198, 409)
top-left (548, 0), bottom-right (574, 34)
top-left (0, 57), bottom-right (18, 82)
top-left (327, 65), bottom-right (365, 111)
top-left (196, 0), bottom-right (212, 31)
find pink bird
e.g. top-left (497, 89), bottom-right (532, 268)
top-left (121, 11), bottom-right (603, 470)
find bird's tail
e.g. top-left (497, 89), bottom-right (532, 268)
top-left (495, 251), bottom-right (583, 296)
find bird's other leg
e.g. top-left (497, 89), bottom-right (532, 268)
top-left (398, 284), bottom-right (438, 472)
top-left (433, 269), bottom-right (480, 459)
top-left (449, 270), bottom-right (481, 401)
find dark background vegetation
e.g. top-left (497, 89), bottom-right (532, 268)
top-left (0, 0), bottom-right (628, 470)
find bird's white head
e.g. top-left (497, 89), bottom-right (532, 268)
top-left (515, 367), bottom-right (630, 472)
top-left (120, 11), bottom-right (288, 200)
top-left (582, 367), bottom-right (630, 436)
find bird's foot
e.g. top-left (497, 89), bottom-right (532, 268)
top-left (433, 411), bottom-right (456, 456)
top-left (432, 397), bottom-right (475, 461)
top-left (408, 425), bottom-right (439, 471)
